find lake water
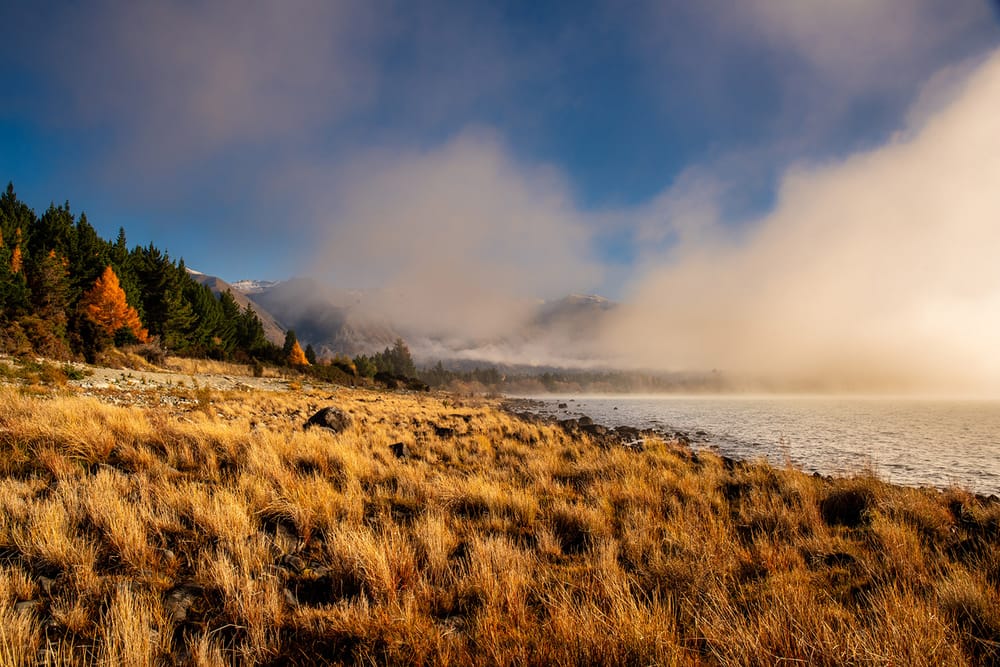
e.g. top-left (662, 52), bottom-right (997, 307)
top-left (525, 395), bottom-right (1000, 496)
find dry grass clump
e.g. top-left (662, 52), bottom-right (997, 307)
top-left (0, 377), bottom-right (998, 665)
top-left (165, 356), bottom-right (282, 378)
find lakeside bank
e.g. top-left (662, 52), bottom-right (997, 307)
top-left (0, 360), bottom-right (998, 665)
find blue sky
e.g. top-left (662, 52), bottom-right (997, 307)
top-left (1, 1), bottom-right (998, 298)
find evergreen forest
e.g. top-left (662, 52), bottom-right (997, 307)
top-left (0, 183), bottom-right (278, 364)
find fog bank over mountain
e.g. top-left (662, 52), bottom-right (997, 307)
top-left (233, 278), bottom-right (618, 368)
top-left (289, 48), bottom-right (1000, 394)
top-left (605, 49), bottom-right (1000, 394)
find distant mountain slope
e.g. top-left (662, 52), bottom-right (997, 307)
top-left (532, 294), bottom-right (616, 338)
top-left (186, 270), bottom-right (286, 345)
top-left (231, 276), bottom-right (618, 366)
top-left (238, 278), bottom-right (402, 357)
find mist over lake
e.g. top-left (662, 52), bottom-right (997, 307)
top-left (530, 395), bottom-right (1000, 496)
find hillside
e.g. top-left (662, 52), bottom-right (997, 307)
top-left (240, 278), bottom-right (402, 357)
top-left (186, 270), bottom-right (285, 346)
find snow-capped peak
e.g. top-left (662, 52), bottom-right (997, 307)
top-left (230, 279), bottom-right (279, 294)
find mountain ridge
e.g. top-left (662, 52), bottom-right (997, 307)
top-left (204, 272), bottom-right (619, 366)
top-left (185, 270), bottom-right (286, 346)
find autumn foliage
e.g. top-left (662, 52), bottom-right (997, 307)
top-left (80, 265), bottom-right (149, 343)
top-left (287, 339), bottom-right (309, 366)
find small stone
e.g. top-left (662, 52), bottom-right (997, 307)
top-left (38, 576), bottom-right (55, 596)
top-left (283, 587), bottom-right (299, 607)
top-left (279, 554), bottom-right (306, 573)
top-left (389, 442), bottom-right (410, 459)
top-left (622, 439), bottom-right (645, 452)
top-left (15, 600), bottom-right (41, 614)
top-left (164, 586), bottom-right (198, 623)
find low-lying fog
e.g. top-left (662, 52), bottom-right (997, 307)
top-left (299, 49), bottom-right (1000, 395)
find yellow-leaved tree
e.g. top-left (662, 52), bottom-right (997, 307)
top-left (80, 266), bottom-right (149, 344)
top-left (288, 339), bottom-right (309, 366)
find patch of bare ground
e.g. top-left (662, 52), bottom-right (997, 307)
top-left (1, 361), bottom-right (998, 665)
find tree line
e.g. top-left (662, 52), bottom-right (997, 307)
top-left (0, 183), bottom-right (279, 364)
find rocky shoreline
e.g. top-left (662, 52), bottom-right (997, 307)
top-left (502, 397), bottom-right (1000, 505)
top-left (502, 396), bottom-right (712, 452)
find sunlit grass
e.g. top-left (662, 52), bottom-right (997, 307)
top-left (0, 371), bottom-right (998, 665)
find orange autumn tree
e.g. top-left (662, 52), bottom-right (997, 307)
top-left (80, 266), bottom-right (149, 344)
top-left (287, 339), bottom-right (309, 366)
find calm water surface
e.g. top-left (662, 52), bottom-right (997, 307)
top-left (527, 396), bottom-right (1000, 496)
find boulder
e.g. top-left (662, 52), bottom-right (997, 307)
top-left (580, 423), bottom-right (608, 437)
top-left (557, 418), bottom-right (580, 431)
top-left (614, 426), bottom-right (641, 440)
top-left (303, 407), bottom-right (352, 433)
top-left (514, 411), bottom-right (545, 424)
top-left (389, 442), bottom-right (410, 459)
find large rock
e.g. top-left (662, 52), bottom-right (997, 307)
top-left (303, 407), bottom-right (353, 433)
top-left (580, 423), bottom-right (608, 437)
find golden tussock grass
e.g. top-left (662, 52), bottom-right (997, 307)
top-left (0, 372), bottom-right (998, 665)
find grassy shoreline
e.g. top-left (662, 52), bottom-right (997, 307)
top-left (1, 359), bottom-right (998, 665)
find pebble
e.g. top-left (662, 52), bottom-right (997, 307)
top-left (15, 600), bottom-right (41, 614)
top-left (38, 576), bottom-right (55, 596)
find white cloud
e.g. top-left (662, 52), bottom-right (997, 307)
top-left (608, 48), bottom-right (1000, 393)
top-left (309, 129), bottom-right (603, 340)
top-left (739, 0), bottom-right (990, 88)
top-left (30, 0), bottom-right (381, 163)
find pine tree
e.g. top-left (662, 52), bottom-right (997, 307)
top-left (107, 227), bottom-right (143, 318)
top-left (235, 303), bottom-right (267, 354)
top-left (0, 229), bottom-right (29, 320)
top-left (214, 290), bottom-right (240, 354)
top-left (390, 338), bottom-right (416, 377)
top-left (131, 244), bottom-right (173, 338)
top-left (31, 203), bottom-right (76, 260)
top-left (79, 266), bottom-right (149, 343)
top-left (71, 213), bottom-right (110, 296)
top-left (157, 260), bottom-right (198, 351)
top-left (353, 354), bottom-right (377, 378)
top-left (304, 343), bottom-right (317, 365)
top-left (28, 249), bottom-right (71, 333)
top-left (1, 183), bottom-right (36, 257)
